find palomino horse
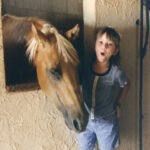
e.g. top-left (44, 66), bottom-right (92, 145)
top-left (2, 14), bottom-right (87, 132)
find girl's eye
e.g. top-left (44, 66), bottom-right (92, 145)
top-left (108, 43), bottom-right (113, 47)
top-left (99, 41), bottom-right (103, 44)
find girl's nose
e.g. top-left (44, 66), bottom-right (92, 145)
top-left (104, 43), bottom-right (109, 49)
top-left (102, 43), bottom-right (108, 50)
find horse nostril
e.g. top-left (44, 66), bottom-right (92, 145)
top-left (73, 119), bottom-right (81, 131)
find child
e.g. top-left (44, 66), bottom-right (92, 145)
top-left (78, 27), bottom-right (130, 150)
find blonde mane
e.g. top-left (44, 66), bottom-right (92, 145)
top-left (26, 23), bottom-right (79, 65)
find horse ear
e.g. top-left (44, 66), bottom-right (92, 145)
top-left (65, 24), bottom-right (80, 41)
top-left (31, 23), bottom-right (38, 35)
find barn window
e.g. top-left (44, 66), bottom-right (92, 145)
top-left (2, 0), bottom-right (83, 91)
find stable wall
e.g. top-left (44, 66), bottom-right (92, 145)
top-left (83, 0), bottom-right (140, 150)
top-left (143, 49), bottom-right (150, 150)
top-left (96, 1), bottom-right (140, 150)
top-left (143, 26), bottom-right (150, 150)
top-left (0, 0), bottom-right (79, 150)
top-left (2, 0), bottom-right (83, 29)
top-left (1, 0), bottom-right (150, 150)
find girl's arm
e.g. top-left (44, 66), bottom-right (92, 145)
top-left (116, 78), bottom-right (130, 118)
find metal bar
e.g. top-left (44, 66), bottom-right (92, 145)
top-left (139, 0), bottom-right (149, 150)
top-left (139, 0), bottom-right (143, 149)
top-left (142, 0), bottom-right (149, 58)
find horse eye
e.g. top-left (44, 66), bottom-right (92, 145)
top-left (49, 66), bottom-right (62, 80)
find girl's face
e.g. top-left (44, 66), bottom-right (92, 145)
top-left (95, 33), bottom-right (118, 63)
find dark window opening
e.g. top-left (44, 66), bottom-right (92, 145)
top-left (3, 36), bottom-right (38, 91)
top-left (2, 0), bottom-right (84, 91)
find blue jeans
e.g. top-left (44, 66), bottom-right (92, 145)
top-left (77, 113), bottom-right (120, 150)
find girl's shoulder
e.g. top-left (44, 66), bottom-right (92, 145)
top-left (111, 64), bottom-right (128, 82)
top-left (111, 64), bottom-right (123, 72)
top-left (111, 64), bottom-right (126, 77)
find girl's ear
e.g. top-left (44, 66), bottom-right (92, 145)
top-left (113, 49), bottom-right (119, 56)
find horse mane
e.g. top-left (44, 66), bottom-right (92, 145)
top-left (26, 21), bottom-right (79, 66)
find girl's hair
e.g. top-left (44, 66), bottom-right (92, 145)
top-left (94, 26), bottom-right (121, 66)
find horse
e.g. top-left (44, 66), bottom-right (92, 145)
top-left (2, 14), bottom-right (87, 132)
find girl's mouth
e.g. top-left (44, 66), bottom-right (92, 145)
top-left (100, 52), bottom-right (105, 56)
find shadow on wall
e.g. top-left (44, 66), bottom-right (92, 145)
top-left (117, 26), bottom-right (139, 141)
top-left (83, 24), bottom-right (96, 62)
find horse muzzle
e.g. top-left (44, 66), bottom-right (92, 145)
top-left (63, 111), bottom-right (87, 133)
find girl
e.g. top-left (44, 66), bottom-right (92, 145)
top-left (78, 27), bottom-right (130, 150)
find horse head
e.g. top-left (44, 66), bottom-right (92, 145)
top-left (22, 17), bottom-right (87, 132)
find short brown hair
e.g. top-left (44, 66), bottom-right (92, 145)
top-left (95, 27), bottom-right (121, 66)
top-left (96, 27), bottom-right (121, 49)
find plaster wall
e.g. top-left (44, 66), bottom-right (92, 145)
top-left (143, 25), bottom-right (150, 150)
top-left (1, 0), bottom-right (150, 150)
top-left (96, 1), bottom-right (140, 150)
top-left (142, 50), bottom-right (150, 150)
top-left (0, 1), bottom-right (78, 150)
top-left (84, 0), bottom-right (140, 150)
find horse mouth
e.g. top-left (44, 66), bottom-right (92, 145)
top-left (55, 92), bottom-right (85, 132)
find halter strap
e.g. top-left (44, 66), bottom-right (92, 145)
top-left (90, 76), bottom-right (99, 119)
